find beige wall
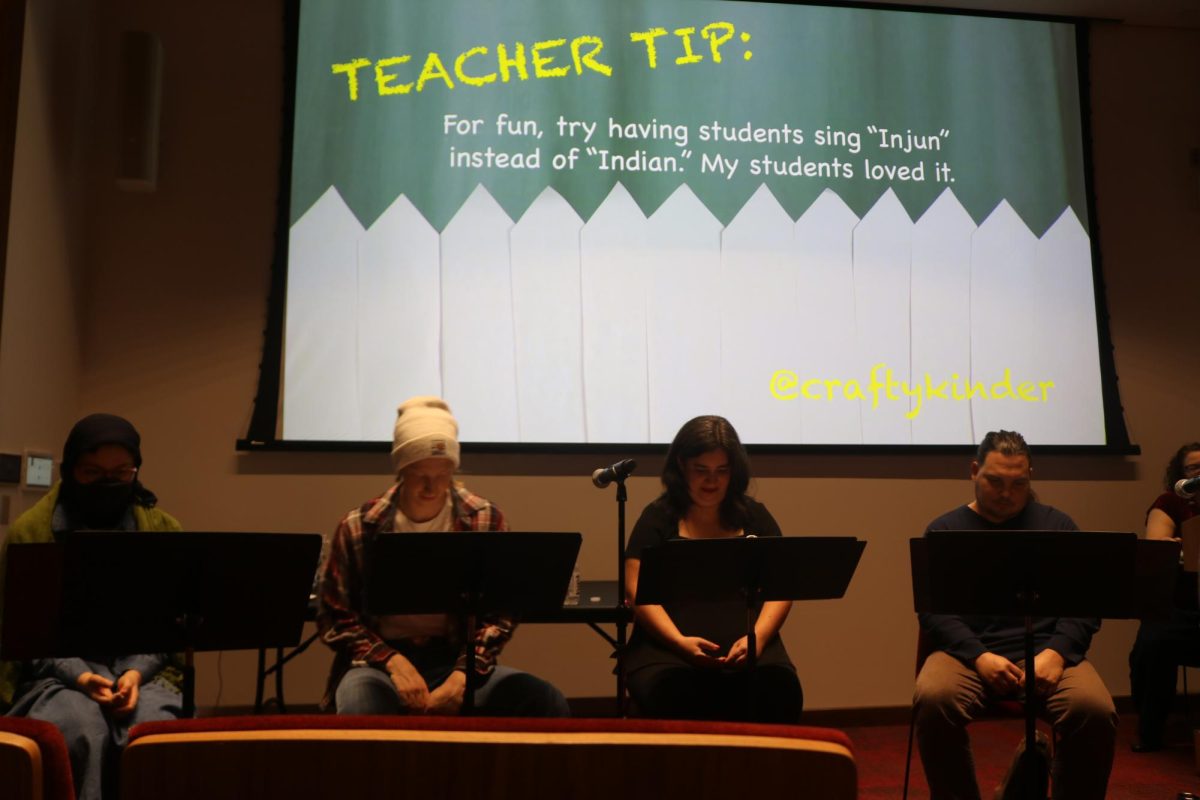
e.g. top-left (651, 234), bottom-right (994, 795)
top-left (3, 1), bottom-right (1199, 710)
top-left (0, 0), bottom-right (92, 527)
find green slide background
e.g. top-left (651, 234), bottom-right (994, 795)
top-left (290, 0), bottom-right (1086, 235)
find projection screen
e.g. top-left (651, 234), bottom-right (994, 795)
top-left (271, 0), bottom-right (1129, 449)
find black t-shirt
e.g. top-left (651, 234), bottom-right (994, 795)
top-left (625, 496), bottom-right (783, 559)
top-left (919, 501), bottom-right (1100, 666)
top-left (623, 496), bottom-right (793, 673)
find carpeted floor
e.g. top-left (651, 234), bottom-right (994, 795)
top-left (845, 712), bottom-right (1199, 799)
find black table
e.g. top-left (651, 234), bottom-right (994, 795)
top-left (255, 580), bottom-right (630, 713)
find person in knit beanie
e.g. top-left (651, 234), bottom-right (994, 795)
top-left (390, 396), bottom-right (460, 475)
top-left (386, 397), bottom-right (462, 528)
top-left (317, 396), bottom-right (569, 718)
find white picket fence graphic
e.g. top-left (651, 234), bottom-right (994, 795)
top-left (284, 183), bottom-right (1106, 445)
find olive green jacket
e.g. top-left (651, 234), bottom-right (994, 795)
top-left (0, 483), bottom-right (184, 710)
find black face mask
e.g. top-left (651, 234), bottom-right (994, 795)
top-left (60, 480), bottom-right (136, 528)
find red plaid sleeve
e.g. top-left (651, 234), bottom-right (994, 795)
top-left (317, 505), bottom-right (397, 668)
top-left (453, 494), bottom-right (517, 677)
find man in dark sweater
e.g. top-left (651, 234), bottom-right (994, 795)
top-left (914, 430), bottom-right (1117, 800)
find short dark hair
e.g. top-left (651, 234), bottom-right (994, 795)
top-left (976, 430), bottom-right (1031, 464)
top-left (1163, 442), bottom-right (1200, 491)
top-left (661, 415), bottom-right (752, 530)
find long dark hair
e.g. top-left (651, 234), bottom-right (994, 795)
top-left (1164, 442), bottom-right (1200, 491)
top-left (661, 415), bottom-right (752, 530)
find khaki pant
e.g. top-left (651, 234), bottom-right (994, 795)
top-left (913, 651), bottom-right (1117, 800)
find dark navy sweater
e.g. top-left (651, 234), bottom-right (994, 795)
top-left (918, 501), bottom-right (1099, 666)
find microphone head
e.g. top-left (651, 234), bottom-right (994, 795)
top-left (1177, 477), bottom-right (1199, 499)
top-left (592, 467), bottom-right (611, 489)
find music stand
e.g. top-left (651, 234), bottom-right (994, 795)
top-left (1134, 537), bottom-right (1185, 620)
top-left (366, 531), bottom-right (581, 713)
top-left (636, 536), bottom-right (864, 716)
top-left (1182, 516), bottom-right (1200, 574)
top-left (910, 530), bottom-right (1177, 800)
top-left (2, 532), bottom-right (323, 718)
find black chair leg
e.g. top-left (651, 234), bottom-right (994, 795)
top-left (1184, 665), bottom-right (1192, 727)
top-left (902, 705), bottom-right (917, 800)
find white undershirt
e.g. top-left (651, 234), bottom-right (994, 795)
top-left (376, 495), bottom-right (455, 641)
top-left (393, 496), bottom-right (454, 533)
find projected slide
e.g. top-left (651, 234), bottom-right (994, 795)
top-left (283, 0), bottom-right (1106, 446)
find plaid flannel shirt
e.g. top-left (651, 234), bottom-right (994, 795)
top-left (317, 483), bottom-right (513, 709)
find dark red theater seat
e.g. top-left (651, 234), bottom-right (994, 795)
top-left (0, 716), bottom-right (75, 800)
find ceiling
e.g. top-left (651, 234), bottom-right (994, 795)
top-left (836, 0), bottom-right (1200, 29)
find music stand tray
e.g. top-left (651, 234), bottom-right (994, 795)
top-left (912, 530), bottom-right (1139, 618)
top-left (2, 531), bottom-right (323, 718)
top-left (365, 531), bottom-right (581, 712)
top-left (1183, 516), bottom-right (1200, 574)
top-left (636, 536), bottom-right (866, 672)
top-left (1134, 538), bottom-right (1185, 620)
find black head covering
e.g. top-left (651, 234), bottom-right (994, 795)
top-left (62, 413), bottom-right (142, 474)
top-left (59, 413), bottom-right (158, 512)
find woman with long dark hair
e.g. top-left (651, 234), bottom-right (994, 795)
top-left (622, 415), bottom-right (802, 722)
top-left (1129, 441), bottom-right (1200, 752)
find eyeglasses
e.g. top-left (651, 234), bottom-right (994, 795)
top-left (1184, 463), bottom-right (1200, 476)
top-left (75, 466), bottom-right (138, 484)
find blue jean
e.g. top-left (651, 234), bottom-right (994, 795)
top-left (10, 672), bottom-right (182, 800)
top-left (335, 664), bottom-right (570, 717)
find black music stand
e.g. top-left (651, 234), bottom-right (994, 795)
top-left (366, 531), bottom-right (581, 713)
top-left (2, 532), bottom-right (322, 718)
top-left (1133, 537), bottom-right (1187, 620)
top-left (910, 530), bottom-right (1178, 800)
top-left (636, 536), bottom-right (864, 715)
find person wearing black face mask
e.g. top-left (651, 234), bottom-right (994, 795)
top-left (53, 413), bottom-right (163, 532)
top-left (0, 414), bottom-right (185, 800)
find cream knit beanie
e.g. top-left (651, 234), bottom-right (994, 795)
top-left (391, 396), bottom-right (461, 474)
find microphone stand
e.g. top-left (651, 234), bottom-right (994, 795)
top-left (613, 474), bottom-right (629, 716)
top-left (593, 459), bottom-right (636, 716)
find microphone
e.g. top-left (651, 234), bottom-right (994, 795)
top-left (592, 458), bottom-right (636, 488)
top-left (1176, 476), bottom-right (1200, 499)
